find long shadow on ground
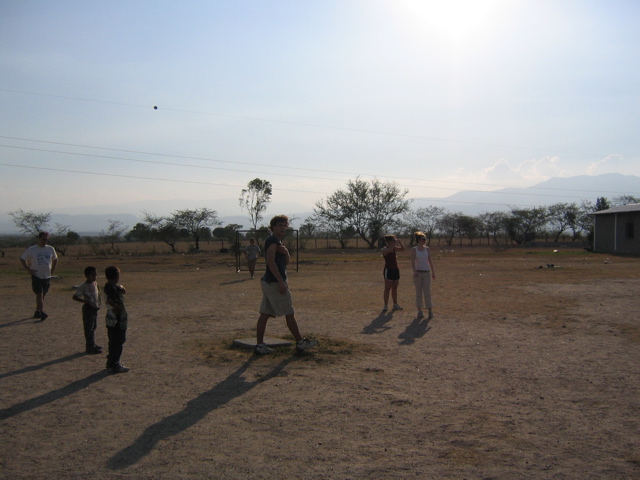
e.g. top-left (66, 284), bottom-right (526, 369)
top-left (0, 369), bottom-right (109, 420)
top-left (0, 317), bottom-right (43, 328)
top-left (0, 352), bottom-right (86, 380)
top-left (398, 316), bottom-right (432, 345)
top-left (362, 311), bottom-right (395, 334)
top-left (107, 355), bottom-right (293, 470)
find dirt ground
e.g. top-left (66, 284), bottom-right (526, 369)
top-left (1, 244), bottom-right (639, 479)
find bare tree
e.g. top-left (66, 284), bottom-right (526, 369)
top-left (414, 206), bottom-right (445, 245)
top-left (239, 178), bottom-right (272, 231)
top-left (437, 212), bottom-right (462, 246)
top-left (171, 208), bottom-right (221, 250)
top-left (612, 195), bottom-right (640, 206)
top-left (142, 212), bottom-right (181, 253)
top-left (102, 220), bottom-right (128, 255)
top-left (504, 207), bottom-right (548, 245)
top-left (314, 177), bottom-right (410, 249)
top-left (52, 223), bottom-right (79, 256)
top-left (8, 209), bottom-right (51, 236)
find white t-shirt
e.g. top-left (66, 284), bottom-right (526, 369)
top-left (20, 245), bottom-right (58, 279)
top-left (74, 281), bottom-right (102, 309)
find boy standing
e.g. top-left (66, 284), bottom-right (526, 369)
top-left (254, 215), bottom-right (318, 355)
top-left (20, 231), bottom-right (58, 321)
top-left (104, 266), bottom-right (129, 373)
top-left (72, 266), bottom-right (103, 354)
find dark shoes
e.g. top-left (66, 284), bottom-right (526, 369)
top-left (107, 363), bottom-right (130, 374)
top-left (86, 345), bottom-right (103, 354)
top-left (34, 310), bottom-right (41, 318)
top-left (39, 312), bottom-right (49, 321)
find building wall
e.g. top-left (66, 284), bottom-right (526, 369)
top-left (594, 212), bottom-right (640, 255)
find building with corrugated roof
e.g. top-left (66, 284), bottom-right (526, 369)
top-left (589, 204), bottom-right (640, 255)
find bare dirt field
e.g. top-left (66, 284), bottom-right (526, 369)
top-left (1, 244), bottom-right (639, 479)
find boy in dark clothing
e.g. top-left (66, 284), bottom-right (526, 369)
top-left (104, 266), bottom-right (129, 373)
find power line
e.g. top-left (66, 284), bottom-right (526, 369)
top-left (0, 162), bottom-right (547, 209)
top-left (0, 88), bottom-right (611, 158)
top-left (0, 162), bottom-right (320, 195)
top-left (0, 144), bottom-right (343, 183)
top-left (1, 136), bottom-right (633, 196)
top-left (2, 157), bottom-right (634, 205)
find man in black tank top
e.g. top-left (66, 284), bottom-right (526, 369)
top-left (253, 215), bottom-right (318, 355)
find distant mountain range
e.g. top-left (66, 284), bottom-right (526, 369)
top-left (1, 173), bottom-right (638, 235)
top-left (411, 173), bottom-right (640, 215)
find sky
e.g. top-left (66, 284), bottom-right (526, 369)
top-left (1, 0), bottom-right (639, 218)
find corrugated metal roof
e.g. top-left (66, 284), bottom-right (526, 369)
top-left (589, 203), bottom-right (640, 215)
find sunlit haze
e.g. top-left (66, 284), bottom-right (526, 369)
top-left (1, 0), bottom-right (638, 218)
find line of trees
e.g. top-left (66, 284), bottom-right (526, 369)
top-left (306, 179), bottom-right (639, 248)
top-left (7, 178), bottom-right (639, 253)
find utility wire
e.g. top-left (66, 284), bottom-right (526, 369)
top-left (1, 136), bottom-right (633, 196)
top-left (1, 157), bottom-right (632, 203)
top-left (0, 88), bottom-right (611, 158)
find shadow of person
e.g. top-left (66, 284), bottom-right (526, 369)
top-left (106, 355), bottom-right (293, 470)
top-left (219, 278), bottom-right (248, 285)
top-left (0, 352), bottom-right (86, 380)
top-left (362, 311), bottom-right (395, 334)
top-left (0, 370), bottom-right (110, 420)
top-left (0, 317), bottom-right (44, 328)
top-left (398, 316), bottom-right (432, 345)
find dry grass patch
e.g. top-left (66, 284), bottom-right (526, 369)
top-left (182, 333), bottom-right (377, 365)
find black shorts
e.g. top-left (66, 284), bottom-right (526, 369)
top-left (31, 276), bottom-right (51, 295)
top-left (383, 268), bottom-right (400, 281)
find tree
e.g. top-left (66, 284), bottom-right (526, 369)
top-left (456, 214), bottom-right (482, 246)
top-left (102, 220), bottom-right (128, 255)
top-left (401, 206), bottom-right (444, 246)
top-left (239, 178), bottom-right (272, 231)
top-left (437, 212), bottom-right (461, 246)
top-left (595, 197), bottom-right (610, 212)
top-left (142, 212), bottom-right (182, 253)
top-left (478, 211), bottom-right (507, 245)
top-left (414, 206), bottom-right (444, 245)
top-left (504, 207), bottom-right (548, 245)
top-left (171, 208), bottom-right (221, 250)
top-left (126, 222), bottom-right (153, 242)
top-left (52, 223), bottom-right (80, 256)
top-left (547, 203), bottom-right (578, 242)
top-left (612, 195), bottom-right (640, 206)
top-left (314, 177), bottom-right (411, 249)
top-left (578, 200), bottom-right (595, 242)
top-left (299, 221), bottom-right (317, 249)
top-left (213, 224), bottom-right (242, 249)
top-left (8, 209), bottom-right (51, 236)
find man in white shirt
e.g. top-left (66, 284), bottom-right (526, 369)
top-left (20, 231), bottom-right (58, 321)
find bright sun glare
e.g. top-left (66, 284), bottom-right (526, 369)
top-left (399, 0), bottom-right (508, 47)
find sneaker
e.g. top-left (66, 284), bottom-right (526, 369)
top-left (108, 363), bottom-right (129, 373)
top-left (417, 310), bottom-right (424, 319)
top-left (296, 338), bottom-right (318, 351)
top-left (33, 310), bottom-right (41, 318)
top-left (86, 346), bottom-right (103, 354)
top-left (393, 304), bottom-right (403, 311)
top-left (40, 312), bottom-right (49, 321)
top-left (253, 343), bottom-right (274, 355)
top-left (382, 305), bottom-right (389, 312)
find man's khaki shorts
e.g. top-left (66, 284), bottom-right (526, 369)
top-left (260, 280), bottom-right (294, 317)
